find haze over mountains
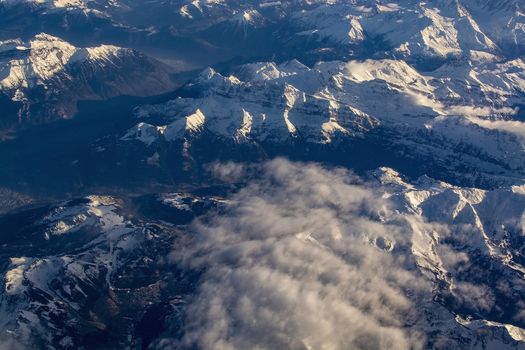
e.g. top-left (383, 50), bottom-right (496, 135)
top-left (1, 1), bottom-right (525, 349)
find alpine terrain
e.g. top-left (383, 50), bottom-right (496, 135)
top-left (1, 1), bottom-right (525, 349)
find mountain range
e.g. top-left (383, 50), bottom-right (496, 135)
top-left (1, 1), bottom-right (525, 349)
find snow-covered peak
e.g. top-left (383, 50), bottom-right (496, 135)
top-left (0, 32), bottom-right (176, 126)
top-left (292, 4), bottom-right (365, 44)
top-left (0, 0), bottom-right (91, 10)
top-left (121, 54), bottom-right (525, 186)
top-left (191, 67), bottom-right (241, 92)
top-left (276, 0), bottom-right (519, 60)
top-left (29, 33), bottom-right (78, 80)
top-left (230, 8), bottom-right (266, 28)
top-left (237, 60), bottom-right (310, 82)
top-left (344, 59), bottom-right (432, 91)
top-left (0, 0), bottom-right (93, 14)
top-left (0, 33), bottom-right (125, 91)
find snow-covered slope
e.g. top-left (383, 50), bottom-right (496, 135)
top-left (1, 0), bottom-right (521, 61)
top-left (0, 0), bottom-right (114, 12)
top-left (458, 0), bottom-right (525, 54)
top-left (123, 57), bottom-right (525, 186)
top-left (0, 193), bottom-right (225, 348)
top-left (0, 33), bottom-right (176, 127)
top-left (289, 0), bottom-right (499, 58)
top-left (373, 166), bottom-right (525, 348)
top-left (1, 164), bottom-right (525, 349)
top-left (0, 196), bottom-right (147, 348)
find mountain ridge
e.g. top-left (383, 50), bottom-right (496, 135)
top-left (0, 32), bottom-right (177, 128)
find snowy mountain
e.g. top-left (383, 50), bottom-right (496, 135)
top-left (0, 33), bottom-right (176, 128)
top-left (122, 56), bottom-right (525, 187)
top-left (1, 0), bottom-right (522, 66)
top-left (0, 193), bottom-right (227, 348)
top-left (1, 163), bottom-right (525, 349)
top-left (1, 1), bottom-right (525, 349)
top-left (372, 165), bottom-right (525, 348)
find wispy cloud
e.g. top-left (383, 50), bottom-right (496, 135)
top-left (468, 117), bottom-right (525, 144)
top-left (169, 159), bottom-right (430, 350)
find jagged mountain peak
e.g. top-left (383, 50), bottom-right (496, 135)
top-left (0, 32), bottom-right (176, 127)
top-left (0, 33), bottom-right (130, 92)
top-left (121, 55), bottom-right (525, 187)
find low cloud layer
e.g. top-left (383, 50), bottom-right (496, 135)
top-left (468, 117), bottom-right (525, 144)
top-left (170, 159), bottom-right (431, 350)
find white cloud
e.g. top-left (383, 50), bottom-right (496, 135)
top-left (452, 282), bottom-right (496, 313)
top-left (169, 159), bottom-right (431, 350)
top-left (449, 106), bottom-right (517, 117)
top-left (468, 117), bottom-right (525, 144)
top-left (207, 161), bottom-right (247, 183)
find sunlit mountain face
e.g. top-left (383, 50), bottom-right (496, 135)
top-left (1, 1), bottom-right (525, 349)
